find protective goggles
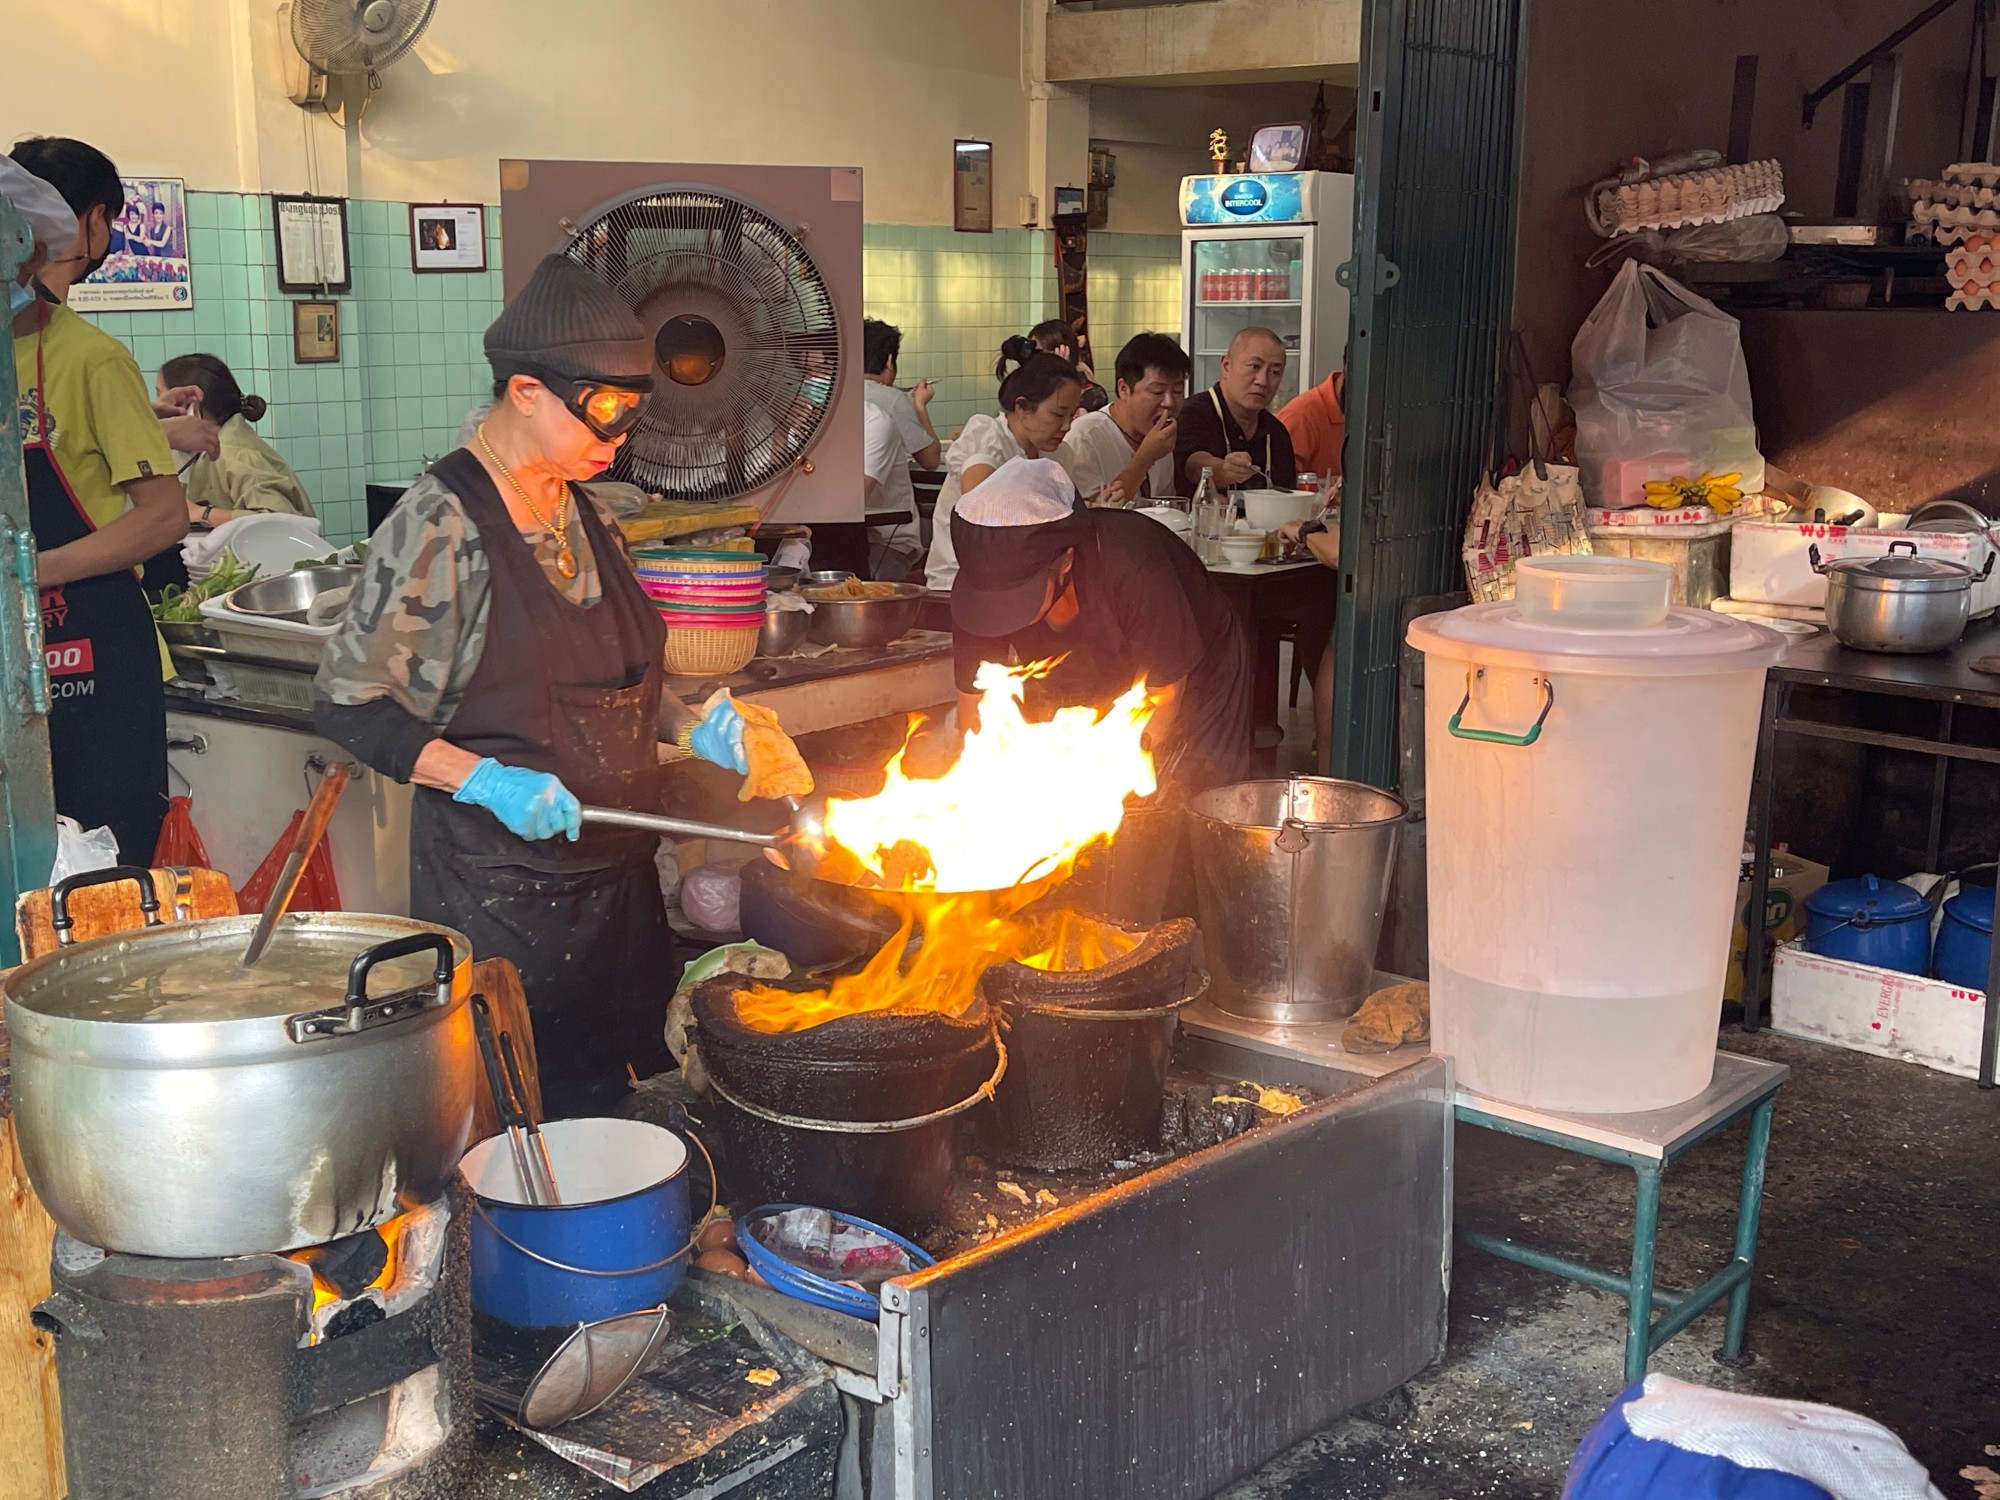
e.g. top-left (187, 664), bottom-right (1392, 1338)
top-left (546, 375), bottom-right (653, 441)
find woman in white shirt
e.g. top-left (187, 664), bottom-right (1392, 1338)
top-left (924, 338), bottom-right (1083, 590)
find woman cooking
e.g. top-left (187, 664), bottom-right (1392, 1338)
top-left (314, 254), bottom-right (800, 1116)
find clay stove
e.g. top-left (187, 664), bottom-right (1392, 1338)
top-left (34, 1184), bottom-right (473, 1500)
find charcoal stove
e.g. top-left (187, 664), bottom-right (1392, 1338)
top-left (34, 1180), bottom-right (473, 1500)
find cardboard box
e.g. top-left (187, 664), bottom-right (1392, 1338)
top-left (1727, 850), bottom-right (1829, 1001)
top-left (1770, 942), bottom-right (1991, 1080)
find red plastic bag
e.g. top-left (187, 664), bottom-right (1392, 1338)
top-left (152, 795), bottom-right (214, 869)
top-left (236, 810), bottom-right (344, 914)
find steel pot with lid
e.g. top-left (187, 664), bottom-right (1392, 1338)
top-left (2, 867), bottom-right (476, 1258)
top-left (1810, 539), bottom-right (1992, 654)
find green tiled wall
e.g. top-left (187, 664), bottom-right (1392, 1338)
top-left (84, 204), bottom-right (1183, 544)
top-left (83, 192), bottom-right (503, 547)
top-left (860, 225), bottom-right (1185, 434)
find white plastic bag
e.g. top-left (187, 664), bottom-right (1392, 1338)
top-left (50, 816), bottom-right (119, 886)
top-left (1569, 261), bottom-right (1762, 507)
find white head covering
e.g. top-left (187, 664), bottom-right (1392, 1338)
top-left (956, 456), bottom-right (1076, 527)
top-left (0, 158), bottom-right (80, 250)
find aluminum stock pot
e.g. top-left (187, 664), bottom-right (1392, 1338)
top-left (3, 870), bottom-right (476, 1258)
top-left (1810, 538), bottom-right (1992, 654)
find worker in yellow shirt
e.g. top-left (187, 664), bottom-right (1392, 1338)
top-left (11, 138), bottom-right (189, 862)
top-left (157, 353), bottom-right (314, 525)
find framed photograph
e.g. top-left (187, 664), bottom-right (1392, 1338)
top-left (273, 195), bottom-right (351, 294)
top-left (70, 176), bottom-right (191, 312)
top-left (1248, 122), bottom-right (1310, 174)
top-left (410, 203), bottom-right (487, 272)
top-left (953, 139), bottom-right (993, 233)
top-left (293, 300), bottom-right (340, 364)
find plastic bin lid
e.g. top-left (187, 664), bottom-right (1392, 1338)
top-left (1406, 600), bottom-right (1785, 678)
top-left (1943, 884), bottom-right (1995, 935)
top-left (1804, 874), bottom-right (1931, 924)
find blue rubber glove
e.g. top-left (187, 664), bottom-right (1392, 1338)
top-left (452, 758), bottom-right (582, 842)
top-left (687, 693), bottom-right (750, 774)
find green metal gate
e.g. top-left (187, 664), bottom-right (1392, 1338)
top-left (1331, 0), bottom-right (1528, 789)
top-left (1, 196), bottom-right (57, 965)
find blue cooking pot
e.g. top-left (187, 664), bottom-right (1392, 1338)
top-left (1801, 875), bottom-right (1933, 975)
top-left (1931, 884), bottom-right (1994, 992)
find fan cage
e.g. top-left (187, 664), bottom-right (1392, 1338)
top-left (292, 0), bottom-right (437, 75)
top-left (563, 187), bottom-right (842, 506)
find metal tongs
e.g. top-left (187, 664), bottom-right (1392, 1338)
top-left (472, 994), bottom-right (561, 1206)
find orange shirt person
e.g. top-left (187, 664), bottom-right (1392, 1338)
top-left (1277, 369), bottom-right (1346, 479)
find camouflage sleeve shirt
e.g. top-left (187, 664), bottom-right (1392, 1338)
top-left (314, 471), bottom-right (619, 729)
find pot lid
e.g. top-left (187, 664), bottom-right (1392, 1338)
top-left (1804, 874), bottom-right (1931, 924)
top-left (1825, 551), bottom-right (1974, 584)
top-left (3, 915), bottom-right (467, 1027)
top-left (1407, 601), bottom-right (1785, 678)
top-left (1943, 884), bottom-right (1995, 936)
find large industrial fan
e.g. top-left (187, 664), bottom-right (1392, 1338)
top-left (502, 161), bottom-right (864, 523)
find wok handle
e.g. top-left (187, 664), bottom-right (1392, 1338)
top-left (579, 805), bottom-right (782, 846)
top-left (49, 865), bottom-right (163, 945)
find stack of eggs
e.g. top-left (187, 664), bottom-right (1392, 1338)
top-left (631, 547), bottom-right (767, 674)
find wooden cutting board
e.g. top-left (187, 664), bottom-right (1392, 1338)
top-left (469, 958), bottom-right (544, 1143)
top-left (15, 866), bottom-right (241, 962)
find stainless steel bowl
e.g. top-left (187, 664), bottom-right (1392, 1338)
top-left (766, 565), bottom-right (801, 593)
top-left (800, 569), bottom-right (856, 590)
top-left (758, 599), bottom-right (810, 657)
top-left (221, 566), bottom-right (361, 623)
top-left (803, 583), bottom-right (925, 649)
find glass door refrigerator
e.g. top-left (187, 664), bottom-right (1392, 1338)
top-left (1178, 172), bottom-right (1354, 412)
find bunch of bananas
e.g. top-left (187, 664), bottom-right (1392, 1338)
top-left (1643, 471), bottom-right (1745, 514)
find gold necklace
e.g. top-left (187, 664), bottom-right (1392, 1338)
top-left (477, 423), bottom-right (577, 579)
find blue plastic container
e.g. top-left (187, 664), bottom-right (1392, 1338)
top-left (1932, 885), bottom-right (1994, 991)
top-left (737, 1204), bottom-right (936, 1323)
top-left (1802, 875), bottom-right (1932, 976)
top-left (460, 1118), bottom-right (693, 1329)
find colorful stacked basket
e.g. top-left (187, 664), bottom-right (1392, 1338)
top-left (631, 547), bottom-right (767, 675)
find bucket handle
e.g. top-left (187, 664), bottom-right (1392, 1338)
top-left (1002, 968), bottom-right (1210, 1022)
top-left (471, 1129), bottom-right (719, 1280)
top-left (1448, 667), bottom-right (1554, 747)
top-left (704, 1036), bottom-right (1009, 1135)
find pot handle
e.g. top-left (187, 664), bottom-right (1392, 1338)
top-left (1980, 551), bottom-right (1996, 582)
top-left (288, 931), bottom-right (456, 1043)
top-left (49, 865), bottom-right (163, 946)
top-left (1888, 538), bottom-right (1919, 560)
top-left (1808, 542), bottom-right (1829, 575)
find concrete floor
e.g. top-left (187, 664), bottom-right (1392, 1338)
top-left (1221, 1030), bottom-right (2000, 1499)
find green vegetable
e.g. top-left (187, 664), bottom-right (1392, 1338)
top-left (149, 549), bottom-right (262, 623)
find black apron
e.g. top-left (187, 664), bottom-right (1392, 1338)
top-left (409, 448), bottom-right (674, 1119)
top-left (24, 318), bottom-right (168, 864)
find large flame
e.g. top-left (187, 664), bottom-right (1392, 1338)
top-left (812, 661), bottom-right (1157, 893)
top-left (736, 663), bottom-right (1159, 1034)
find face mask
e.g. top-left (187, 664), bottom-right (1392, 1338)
top-left (8, 280), bottom-right (33, 316)
top-left (802, 375), bottom-right (832, 405)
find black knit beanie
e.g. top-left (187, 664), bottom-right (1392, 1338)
top-left (484, 254), bottom-right (655, 388)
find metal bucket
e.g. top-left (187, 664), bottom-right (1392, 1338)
top-left (1187, 778), bottom-right (1406, 1024)
top-left (461, 1118), bottom-right (694, 1330)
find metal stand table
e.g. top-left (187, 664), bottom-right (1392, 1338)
top-left (1739, 622), bottom-right (2000, 1087)
top-left (1456, 1052), bottom-right (1788, 1386)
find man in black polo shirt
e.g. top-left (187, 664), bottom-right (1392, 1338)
top-left (946, 457), bottom-right (1253, 796)
top-left (1174, 326), bottom-right (1298, 497)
